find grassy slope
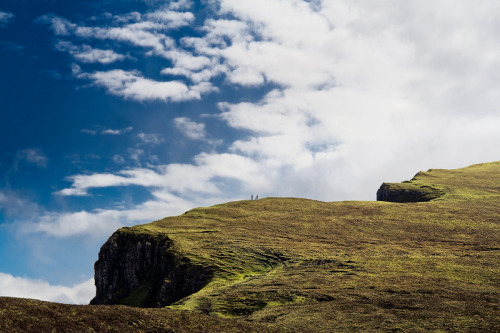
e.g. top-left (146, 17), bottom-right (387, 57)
top-left (2, 161), bottom-right (500, 332)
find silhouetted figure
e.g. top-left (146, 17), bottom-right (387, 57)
top-left (251, 194), bottom-right (254, 200)
top-left (255, 194), bottom-right (259, 200)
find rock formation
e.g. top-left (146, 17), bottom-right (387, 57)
top-left (376, 182), bottom-right (444, 202)
top-left (90, 229), bottom-right (212, 307)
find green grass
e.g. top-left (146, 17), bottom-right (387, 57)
top-left (2, 161), bottom-right (500, 332)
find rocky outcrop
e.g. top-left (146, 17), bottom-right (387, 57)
top-left (90, 229), bottom-right (213, 307)
top-left (377, 183), bottom-right (444, 203)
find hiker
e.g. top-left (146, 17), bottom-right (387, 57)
top-left (251, 194), bottom-right (254, 200)
top-left (255, 194), bottom-right (259, 200)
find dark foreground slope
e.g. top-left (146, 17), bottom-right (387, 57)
top-left (2, 161), bottom-right (500, 332)
top-left (0, 297), bottom-right (274, 332)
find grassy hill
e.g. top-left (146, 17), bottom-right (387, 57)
top-left (2, 161), bottom-right (500, 332)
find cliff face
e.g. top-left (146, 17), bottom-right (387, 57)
top-left (90, 229), bottom-right (213, 307)
top-left (376, 182), bottom-right (444, 202)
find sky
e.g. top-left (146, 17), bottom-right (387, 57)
top-left (1, 0), bottom-right (500, 304)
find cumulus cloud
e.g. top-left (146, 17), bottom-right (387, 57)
top-left (200, 0), bottom-right (500, 199)
top-left (29, 210), bottom-right (127, 237)
top-left (229, 67), bottom-right (265, 86)
top-left (145, 8), bottom-right (195, 28)
top-left (24, 191), bottom-right (209, 238)
top-left (78, 69), bottom-right (210, 102)
top-left (0, 273), bottom-right (94, 304)
top-left (77, 22), bottom-right (174, 54)
top-left (55, 41), bottom-right (129, 64)
top-left (39, 10), bottom-right (190, 56)
top-left (39, 9), bottom-right (223, 101)
top-left (174, 117), bottom-right (206, 140)
top-left (56, 152), bottom-right (266, 198)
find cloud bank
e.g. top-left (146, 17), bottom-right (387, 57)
top-left (0, 273), bottom-right (94, 304)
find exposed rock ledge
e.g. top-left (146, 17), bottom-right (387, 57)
top-left (376, 182), bottom-right (444, 203)
top-left (90, 229), bottom-right (213, 307)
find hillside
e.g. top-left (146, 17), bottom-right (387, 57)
top-left (2, 161), bottom-right (500, 332)
top-left (0, 297), bottom-right (274, 332)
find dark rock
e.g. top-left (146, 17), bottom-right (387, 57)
top-left (90, 229), bottom-right (213, 307)
top-left (376, 183), bottom-right (444, 203)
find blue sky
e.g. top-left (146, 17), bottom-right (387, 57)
top-left (1, 0), bottom-right (500, 304)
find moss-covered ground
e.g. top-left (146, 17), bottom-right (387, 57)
top-left (2, 161), bottom-right (500, 332)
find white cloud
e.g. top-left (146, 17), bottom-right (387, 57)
top-left (168, 0), bottom-right (193, 11)
top-left (229, 66), bottom-right (264, 86)
top-left (0, 11), bottom-right (15, 27)
top-left (40, 12), bottom-right (183, 56)
top-left (55, 151), bottom-right (267, 199)
top-left (40, 9), bottom-right (223, 101)
top-left (56, 41), bottom-right (128, 64)
top-left (56, 172), bottom-right (139, 196)
top-left (101, 126), bottom-right (133, 135)
top-left (79, 69), bottom-right (204, 102)
top-left (145, 9), bottom-right (195, 28)
top-left (0, 273), bottom-right (94, 304)
top-left (160, 51), bottom-right (220, 83)
top-left (37, 14), bottom-right (75, 35)
top-left (193, 0), bottom-right (500, 200)
top-left (137, 133), bottom-right (164, 145)
top-left (24, 191), bottom-right (211, 238)
top-left (174, 117), bottom-right (206, 139)
top-left (30, 210), bottom-right (127, 237)
top-left (15, 148), bottom-right (48, 168)
top-left (78, 23), bottom-right (174, 54)
top-left (102, 129), bottom-right (122, 135)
